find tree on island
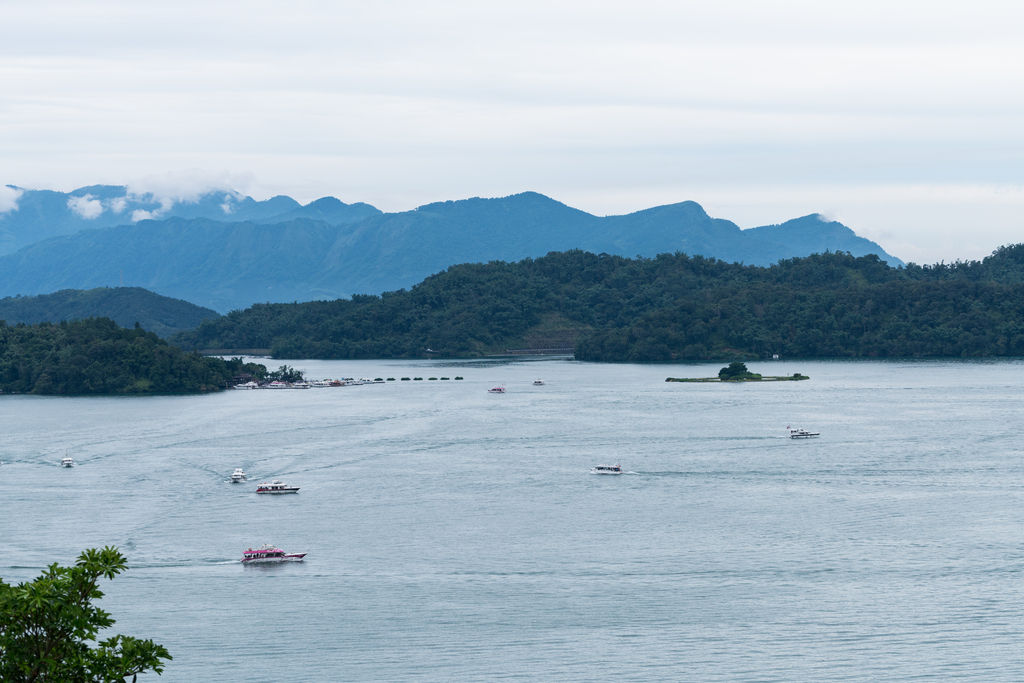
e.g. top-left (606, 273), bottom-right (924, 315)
top-left (0, 547), bottom-right (171, 683)
top-left (266, 365), bottom-right (304, 382)
top-left (718, 362), bottom-right (761, 380)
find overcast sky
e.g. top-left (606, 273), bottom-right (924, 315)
top-left (2, 0), bottom-right (1023, 264)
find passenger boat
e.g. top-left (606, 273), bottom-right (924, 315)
top-left (488, 386), bottom-right (506, 393)
top-left (291, 381), bottom-right (311, 389)
top-left (233, 381), bottom-right (259, 390)
top-left (230, 468), bottom-right (247, 483)
top-left (533, 379), bottom-right (545, 385)
top-left (788, 427), bottom-right (820, 438)
top-left (61, 455), bottom-right (75, 468)
top-left (264, 381), bottom-right (289, 389)
top-left (241, 543), bottom-right (307, 564)
top-left (591, 464), bottom-right (622, 475)
top-left (256, 479), bottom-right (300, 494)
top-left (311, 379), bottom-right (333, 387)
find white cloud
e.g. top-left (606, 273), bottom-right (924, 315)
top-left (108, 196), bottom-right (127, 214)
top-left (131, 209), bottom-right (157, 221)
top-left (0, 186), bottom-right (24, 215)
top-left (4, 2), bottom-right (1024, 259)
top-left (67, 193), bottom-right (104, 219)
top-left (125, 169), bottom-right (251, 220)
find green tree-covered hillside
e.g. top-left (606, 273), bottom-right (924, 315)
top-left (171, 245), bottom-right (1024, 361)
top-left (0, 287), bottom-right (219, 338)
top-left (0, 318), bottom-right (264, 394)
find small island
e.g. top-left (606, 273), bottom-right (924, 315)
top-left (666, 362), bottom-right (809, 382)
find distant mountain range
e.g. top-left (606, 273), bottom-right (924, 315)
top-left (0, 287), bottom-right (219, 338)
top-left (0, 184), bottom-right (380, 255)
top-left (0, 185), bottom-right (904, 312)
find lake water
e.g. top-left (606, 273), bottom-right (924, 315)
top-left (3, 358), bottom-right (1024, 682)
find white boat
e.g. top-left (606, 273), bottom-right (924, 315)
top-left (230, 468), bottom-right (247, 483)
top-left (264, 381), bottom-right (289, 389)
top-left (61, 456), bottom-right (75, 468)
top-left (591, 464), bottom-right (622, 475)
top-left (256, 479), bottom-right (300, 494)
top-left (533, 379), bottom-right (545, 385)
top-left (241, 543), bottom-right (307, 564)
top-left (290, 381), bottom-right (311, 389)
top-left (233, 381), bottom-right (259, 390)
top-left (488, 386), bottom-right (506, 394)
top-left (311, 379), bottom-right (333, 387)
top-left (788, 427), bottom-right (820, 439)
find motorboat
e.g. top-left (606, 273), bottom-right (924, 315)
top-left (788, 427), bottom-right (820, 439)
top-left (230, 468), bottom-right (247, 483)
top-left (61, 455), bottom-right (75, 468)
top-left (233, 381), bottom-right (259, 389)
top-left (488, 386), bottom-right (506, 394)
top-left (533, 379), bottom-right (545, 385)
top-left (291, 381), bottom-right (311, 389)
top-left (311, 379), bottom-right (333, 387)
top-left (241, 543), bottom-right (307, 564)
top-left (256, 479), bottom-right (300, 494)
top-left (591, 464), bottom-right (622, 475)
top-left (264, 381), bottom-right (289, 389)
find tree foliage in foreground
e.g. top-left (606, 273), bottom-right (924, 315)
top-left (172, 244), bottom-right (1024, 361)
top-left (0, 317), bottom-right (266, 394)
top-left (0, 547), bottom-right (171, 683)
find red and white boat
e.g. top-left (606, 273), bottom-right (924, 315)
top-left (241, 544), bottom-right (307, 564)
top-left (487, 385), bottom-right (506, 394)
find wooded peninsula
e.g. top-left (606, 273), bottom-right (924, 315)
top-left (172, 245), bottom-right (1024, 362)
top-left (0, 318), bottom-right (265, 394)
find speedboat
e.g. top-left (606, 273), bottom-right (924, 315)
top-left (256, 479), bottom-right (300, 494)
top-left (61, 455), bottom-right (75, 468)
top-left (591, 464), bottom-right (622, 475)
top-left (241, 543), bottom-right (307, 564)
top-left (788, 427), bottom-right (820, 439)
top-left (533, 379), bottom-right (545, 385)
top-left (230, 468), bottom-right (247, 483)
top-left (488, 386), bottom-right (506, 394)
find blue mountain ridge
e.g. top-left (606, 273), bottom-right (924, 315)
top-left (0, 184), bottom-right (379, 255)
top-left (0, 187), bottom-right (904, 313)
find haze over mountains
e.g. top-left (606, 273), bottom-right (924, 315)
top-left (0, 185), bottom-right (904, 313)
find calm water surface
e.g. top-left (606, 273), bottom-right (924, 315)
top-left (3, 358), bottom-right (1024, 681)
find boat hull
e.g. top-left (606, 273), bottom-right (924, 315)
top-left (241, 553), bottom-right (306, 564)
top-left (256, 488), bottom-right (299, 494)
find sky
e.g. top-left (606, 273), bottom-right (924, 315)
top-left (2, 0), bottom-right (1023, 264)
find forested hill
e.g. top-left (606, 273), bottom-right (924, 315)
top-left (0, 287), bottom-right (220, 338)
top-left (172, 244), bottom-right (1024, 361)
top-left (0, 318), bottom-right (265, 394)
